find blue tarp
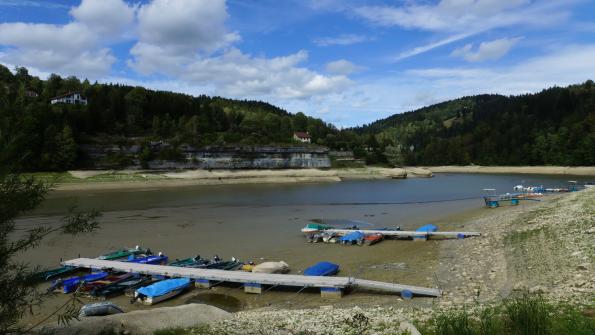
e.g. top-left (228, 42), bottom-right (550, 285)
top-left (416, 224), bottom-right (438, 232)
top-left (136, 278), bottom-right (191, 298)
top-left (304, 262), bottom-right (339, 276)
top-left (339, 231), bottom-right (364, 242)
top-left (127, 255), bottom-right (168, 264)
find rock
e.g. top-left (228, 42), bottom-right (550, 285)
top-left (529, 285), bottom-right (547, 294)
top-left (576, 263), bottom-right (589, 271)
top-left (399, 321), bottom-right (422, 335)
top-left (513, 282), bottom-right (527, 291)
top-left (37, 304), bottom-right (230, 335)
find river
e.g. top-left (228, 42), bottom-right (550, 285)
top-left (14, 173), bottom-right (588, 320)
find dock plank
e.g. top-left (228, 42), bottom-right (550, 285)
top-left (62, 258), bottom-right (441, 297)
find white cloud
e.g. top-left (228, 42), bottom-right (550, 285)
top-left (0, 0), bottom-right (134, 78)
top-left (70, 0), bottom-right (135, 36)
top-left (393, 32), bottom-right (474, 61)
top-left (129, 0), bottom-right (352, 100)
top-left (356, 0), bottom-right (571, 60)
top-left (452, 37), bottom-right (522, 62)
top-left (313, 34), bottom-right (369, 46)
top-left (325, 59), bottom-right (363, 75)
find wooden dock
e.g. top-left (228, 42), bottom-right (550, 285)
top-left (320, 229), bottom-right (481, 238)
top-left (62, 258), bottom-right (441, 298)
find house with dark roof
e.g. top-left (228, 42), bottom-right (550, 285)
top-left (50, 92), bottom-right (87, 105)
top-left (293, 131), bottom-right (311, 143)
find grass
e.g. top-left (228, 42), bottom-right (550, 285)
top-left (418, 294), bottom-right (595, 335)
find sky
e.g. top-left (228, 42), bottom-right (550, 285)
top-left (0, 0), bottom-right (594, 127)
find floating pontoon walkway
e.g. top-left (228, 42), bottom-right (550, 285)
top-left (62, 258), bottom-right (441, 298)
top-left (316, 229), bottom-right (481, 238)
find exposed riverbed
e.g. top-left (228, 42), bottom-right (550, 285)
top-left (14, 173), bottom-right (591, 327)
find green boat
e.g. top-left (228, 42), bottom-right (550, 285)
top-left (98, 246), bottom-right (148, 260)
top-left (168, 256), bottom-right (207, 267)
top-left (301, 223), bottom-right (334, 233)
top-left (35, 266), bottom-right (78, 281)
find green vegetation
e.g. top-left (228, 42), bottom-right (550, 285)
top-left (349, 82), bottom-right (595, 166)
top-left (0, 65), bottom-right (336, 171)
top-left (418, 294), bottom-right (595, 335)
top-left (1, 64), bottom-right (593, 172)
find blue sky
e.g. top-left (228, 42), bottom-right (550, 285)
top-left (1, 0), bottom-right (594, 127)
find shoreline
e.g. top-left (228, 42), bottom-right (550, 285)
top-left (37, 188), bottom-right (594, 334)
top-left (423, 165), bottom-right (595, 176)
top-left (46, 165), bottom-right (595, 192)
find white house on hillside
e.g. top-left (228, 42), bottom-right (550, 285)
top-left (50, 92), bottom-right (88, 105)
top-left (293, 131), bottom-right (311, 143)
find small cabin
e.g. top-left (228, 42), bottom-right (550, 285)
top-left (50, 92), bottom-right (88, 105)
top-left (25, 90), bottom-right (39, 98)
top-left (293, 131), bottom-right (311, 143)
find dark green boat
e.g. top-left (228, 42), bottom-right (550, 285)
top-left (35, 266), bottom-right (79, 281)
top-left (98, 247), bottom-right (149, 260)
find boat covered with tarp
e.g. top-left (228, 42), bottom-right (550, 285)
top-left (339, 231), bottom-right (364, 245)
top-left (416, 224), bottom-right (438, 233)
top-left (126, 254), bottom-right (168, 265)
top-left (251, 261), bottom-right (290, 274)
top-left (304, 261), bottom-right (339, 276)
top-left (133, 278), bottom-right (192, 305)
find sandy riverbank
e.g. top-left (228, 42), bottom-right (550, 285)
top-left (143, 188), bottom-right (591, 335)
top-left (54, 167), bottom-right (432, 191)
top-left (424, 165), bottom-right (595, 176)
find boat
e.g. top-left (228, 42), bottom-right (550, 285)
top-left (125, 253), bottom-right (168, 265)
top-left (585, 182), bottom-right (594, 189)
top-left (35, 266), bottom-right (78, 281)
top-left (339, 231), bottom-right (364, 245)
top-left (92, 275), bottom-right (153, 299)
top-left (49, 272), bottom-right (109, 294)
top-left (363, 233), bottom-right (384, 245)
top-left (301, 223), bottom-right (333, 233)
top-left (251, 261), bottom-right (290, 274)
top-left (168, 255), bottom-right (207, 267)
top-left (79, 301), bottom-right (124, 317)
top-left (76, 273), bottom-right (133, 297)
top-left (98, 246), bottom-right (148, 260)
top-left (304, 261), bottom-right (339, 276)
top-left (416, 224), bottom-right (438, 233)
top-left (133, 278), bottom-right (193, 305)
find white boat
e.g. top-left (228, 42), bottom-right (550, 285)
top-left (585, 182), bottom-right (594, 189)
top-left (133, 278), bottom-right (192, 305)
top-left (251, 261), bottom-right (290, 274)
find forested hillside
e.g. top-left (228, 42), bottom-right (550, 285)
top-left (0, 65), bottom-right (336, 171)
top-left (1, 64), bottom-right (593, 171)
top-left (343, 82), bottom-right (595, 166)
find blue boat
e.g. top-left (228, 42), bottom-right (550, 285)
top-left (126, 254), bottom-right (168, 265)
top-left (339, 231), bottom-right (365, 245)
top-left (133, 278), bottom-right (192, 305)
top-left (50, 272), bottom-right (109, 293)
top-left (416, 224), bottom-right (438, 233)
top-left (304, 261), bottom-right (340, 276)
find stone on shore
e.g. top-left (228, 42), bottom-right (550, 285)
top-left (37, 304), bottom-right (230, 335)
top-left (404, 167), bottom-right (433, 178)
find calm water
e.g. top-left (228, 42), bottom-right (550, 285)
top-left (16, 173), bottom-right (589, 320)
top-left (34, 173), bottom-right (585, 215)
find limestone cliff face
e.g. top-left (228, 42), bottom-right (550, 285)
top-left (82, 144), bottom-right (331, 169)
top-left (150, 148), bottom-right (331, 169)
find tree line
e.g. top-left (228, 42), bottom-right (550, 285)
top-left (1, 64), bottom-right (593, 171)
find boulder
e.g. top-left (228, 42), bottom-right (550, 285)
top-left (37, 303), bottom-right (230, 335)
